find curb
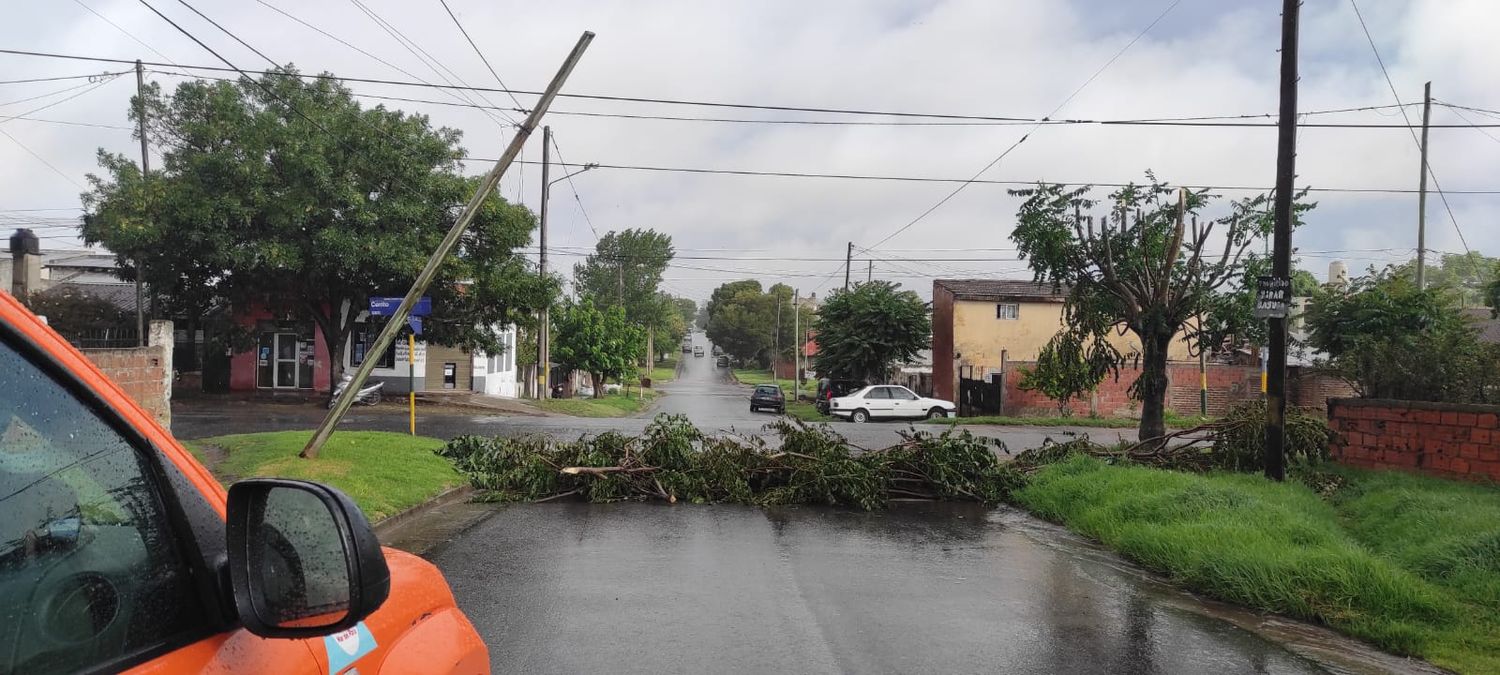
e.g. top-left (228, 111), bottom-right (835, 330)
top-left (373, 484), bottom-right (474, 537)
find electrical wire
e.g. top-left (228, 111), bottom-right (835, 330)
top-left (1348, 0), bottom-right (1470, 254)
top-left (547, 133), bottom-right (601, 242)
top-left (0, 126), bottom-right (87, 190)
top-left (0, 76), bottom-right (123, 126)
top-left (865, 0), bottom-right (1183, 250)
top-left (0, 71), bottom-right (129, 85)
top-left (436, 0), bottom-right (524, 110)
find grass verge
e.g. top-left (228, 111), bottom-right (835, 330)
top-left (1013, 456), bottom-right (1500, 673)
top-left (784, 400), bottom-right (824, 422)
top-left (925, 410), bottom-right (1214, 429)
top-left (185, 431), bottom-right (461, 522)
top-left (643, 356), bottom-right (678, 385)
top-left (733, 368), bottom-right (814, 398)
top-left (538, 389), bottom-right (659, 417)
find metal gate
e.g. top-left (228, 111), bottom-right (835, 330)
top-left (957, 366), bottom-right (1003, 416)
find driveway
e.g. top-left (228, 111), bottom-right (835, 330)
top-left (429, 501), bottom-right (1416, 675)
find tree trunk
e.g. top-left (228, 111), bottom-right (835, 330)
top-left (593, 372), bottom-right (605, 399)
top-left (1136, 330), bottom-right (1173, 441)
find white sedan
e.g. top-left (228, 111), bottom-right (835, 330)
top-left (828, 385), bottom-right (956, 423)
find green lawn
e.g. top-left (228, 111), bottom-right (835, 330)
top-left (539, 389), bottom-right (659, 417)
top-left (784, 400), bottom-right (824, 422)
top-left (643, 356), bottom-right (679, 385)
top-left (1014, 457), bottom-right (1500, 673)
top-left (733, 368), bottom-right (814, 398)
top-left (925, 410), bottom-right (1215, 429)
top-left (185, 431), bottom-right (462, 522)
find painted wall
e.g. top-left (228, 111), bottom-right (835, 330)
top-left (228, 304), bottom-right (332, 392)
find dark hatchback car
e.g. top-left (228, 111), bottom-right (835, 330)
top-left (749, 384), bottom-right (785, 414)
top-left (815, 378), bottom-right (865, 415)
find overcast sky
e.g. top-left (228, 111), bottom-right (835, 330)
top-left (2, 0), bottom-right (1497, 301)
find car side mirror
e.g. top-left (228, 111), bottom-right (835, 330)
top-left (225, 478), bottom-right (390, 639)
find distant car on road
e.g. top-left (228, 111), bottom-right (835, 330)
top-left (829, 385), bottom-right (956, 423)
top-left (682, 342), bottom-right (692, 353)
top-left (749, 384), bottom-right (785, 414)
top-left (815, 377), bottom-right (865, 415)
top-left (716, 355), bottom-right (729, 367)
top-left (693, 346), bottom-right (704, 357)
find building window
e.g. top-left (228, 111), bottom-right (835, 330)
top-left (996, 303), bottom-right (1019, 320)
top-left (352, 323), bottom-right (396, 369)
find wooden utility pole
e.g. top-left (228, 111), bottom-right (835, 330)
top-left (539, 125), bottom-right (551, 398)
top-left (1416, 81), bottom-right (1432, 289)
top-left (134, 60), bottom-right (149, 346)
top-left (302, 31), bottom-right (595, 459)
top-left (844, 242), bottom-right (853, 291)
top-left (867, 259), bottom-right (872, 283)
top-left (1264, 0), bottom-right (1300, 482)
top-left (792, 289), bottom-right (800, 394)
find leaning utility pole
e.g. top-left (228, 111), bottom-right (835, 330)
top-left (1415, 81), bottom-right (1432, 289)
top-left (302, 32), bottom-right (595, 459)
top-left (1264, 0), bottom-right (1300, 482)
top-left (844, 242), bottom-right (853, 291)
top-left (538, 125), bottom-right (552, 399)
top-left (134, 60), bottom-right (149, 346)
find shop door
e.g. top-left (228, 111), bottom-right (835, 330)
top-left (258, 332), bottom-right (312, 389)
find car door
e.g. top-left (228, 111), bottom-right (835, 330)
top-left (862, 386), bottom-right (894, 417)
top-left (0, 326), bottom-right (319, 675)
top-left (887, 386), bottom-right (922, 418)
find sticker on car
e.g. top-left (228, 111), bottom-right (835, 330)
top-left (325, 621), bottom-right (378, 674)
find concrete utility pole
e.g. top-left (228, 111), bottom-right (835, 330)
top-left (134, 60), bottom-right (150, 346)
top-left (1416, 81), bottom-right (1432, 289)
top-left (302, 31), bottom-right (595, 459)
top-left (539, 125), bottom-right (551, 399)
top-left (1264, 0), bottom-right (1300, 482)
top-left (867, 259), bottom-right (872, 283)
top-left (792, 289), bottom-right (800, 394)
top-left (844, 242), bottom-right (853, 291)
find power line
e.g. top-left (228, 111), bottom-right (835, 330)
top-left (865, 0), bottom-right (1183, 250)
top-left (0, 79), bottom-right (101, 108)
top-left (1348, 0), bottom-right (1470, 254)
top-left (437, 0), bottom-right (524, 110)
top-left (70, 0), bottom-right (194, 77)
top-left (4, 47), bottom-right (1447, 126)
top-left (0, 126), bottom-right (87, 190)
top-left (474, 157), bottom-right (1500, 195)
top-left (547, 133), bottom-right (601, 242)
top-left (0, 76), bottom-right (123, 126)
top-left (174, 0), bottom-right (276, 67)
top-left (0, 71), bottom-right (129, 85)
top-left (1442, 105), bottom-right (1500, 146)
top-left (2, 116), bottom-right (134, 131)
top-left (251, 0), bottom-right (520, 131)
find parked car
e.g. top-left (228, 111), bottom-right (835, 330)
top-left (682, 343), bottom-right (692, 354)
top-left (829, 384), bottom-right (956, 423)
top-left (716, 355), bottom-right (729, 367)
top-left (815, 377), bottom-right (866, 415)
top-left (0, 293), bottom-right (489, 673)
top-left (749, 384), bottom-right (785, 414)
top-left (693, 346), bottom-right (704, 357)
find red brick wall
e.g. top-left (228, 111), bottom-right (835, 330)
top-left (1289, 369), bottom-right (1356, 408)
top-left (1328, 398), bottom-right (1500, 481)
top-left (1000, 361), bottom-right (1262, 417)
top-left (82, 345), bottom-right (170, 426)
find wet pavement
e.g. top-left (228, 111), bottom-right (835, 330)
top-left (430, 502), bottom-right (1420, 675)
top-left (170, 332), bottom-right (1124, 451)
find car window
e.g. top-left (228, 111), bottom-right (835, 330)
top-left (0, 339), bottom-right (206, 675)
top-left (891, 387), bottom-right (919, 401)
top-left (864, 387), bottom-right (890, 399)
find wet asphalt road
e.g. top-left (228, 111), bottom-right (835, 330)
top-left (431, 502), bottom-right (1335, 675)
top-left (171, 332), bottom-right (1125, 451)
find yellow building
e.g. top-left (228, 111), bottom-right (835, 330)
top-left (931, 279), bottom-right (1195, 401)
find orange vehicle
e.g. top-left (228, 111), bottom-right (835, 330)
top-left (0, 291), bottom-right (489, 674)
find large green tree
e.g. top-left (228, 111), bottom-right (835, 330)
top-left (705, 280), bottom-right (772, 364)
top-left (1393, 251), bottom-right (1499, 308)
top-left (1009, 176), bottom-right (1311, 440)
top-left (812, 281), bottom-right (930, 384)
top-left (552, 298), bottom-right (646, 397)
top-left (572, 229), bottom-right (675, 362)
top-left (1304, 270), bottom-right (1500, 403)
top-left (81, 69), bottom-right (554, 381)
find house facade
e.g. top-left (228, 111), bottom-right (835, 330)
top-left (227, 301), bottom-right (519, 397)
top-left (931, 279), bottom-right (1196, 403)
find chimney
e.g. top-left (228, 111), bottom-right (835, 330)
top-left (1328, 260), bottom-right (1348, 289)
top-left (9, 229), bottom-right (40, 296)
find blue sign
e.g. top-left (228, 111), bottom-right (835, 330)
top-left (408, 316), bottom-right (423, 335)
top-left (369, 296), bottom-right (431, 317)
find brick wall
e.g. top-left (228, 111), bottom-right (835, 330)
top-left (81, 320), bottom-right (172, 426)
top-left (999, 360), bottom-right (1263, 417)
top-left (1289, 368), bottom-right (1356, 407)
top-left (1327, 398), bottom-right (1500, 481)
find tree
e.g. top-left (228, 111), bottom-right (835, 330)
top-left (705, 280), bottom-right (772, 364)
top-left (1304, 270), bottom-right (1500, 402)
top-left (1017, 330), bottom-right (1115, 416)
top-left (572, 229), bottom-right (674, 362)
top-left (552, 299), bottom-right (645, 398)
top-left (1008, 175), bottom-right (1312, 440)
top-left (22, 287), bottom-right (133, 341)
top-left (812, 281), bottom-right (930, 384)
top-left (1393, 251), bottom-right (1499, 307)
top-left (673, 297), bottom-right (697, 332)
top-left (81, 68), bottom-right (553, 384)
top-left (1291, 269), bottom-right (1320, 296)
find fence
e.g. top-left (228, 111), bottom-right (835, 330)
top-left (65, 326), bottom-right (141, 349)
top-left (79, 320), bottom-right (173, 426)
top-left (1328, 398), bottom-right (1500, 482)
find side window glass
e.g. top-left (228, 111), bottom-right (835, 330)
top-left (866, 388), bottom-right (889, 399)
top-left (0, 339), bottom-right (205, 675)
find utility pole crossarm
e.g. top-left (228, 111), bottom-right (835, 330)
top-left (301, 31), bottom-right (595, 459)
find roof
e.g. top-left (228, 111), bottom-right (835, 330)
top-left (39, 282), bottom-right (139, 313)
top-left (933, 279), bottom-right (1067, 303)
